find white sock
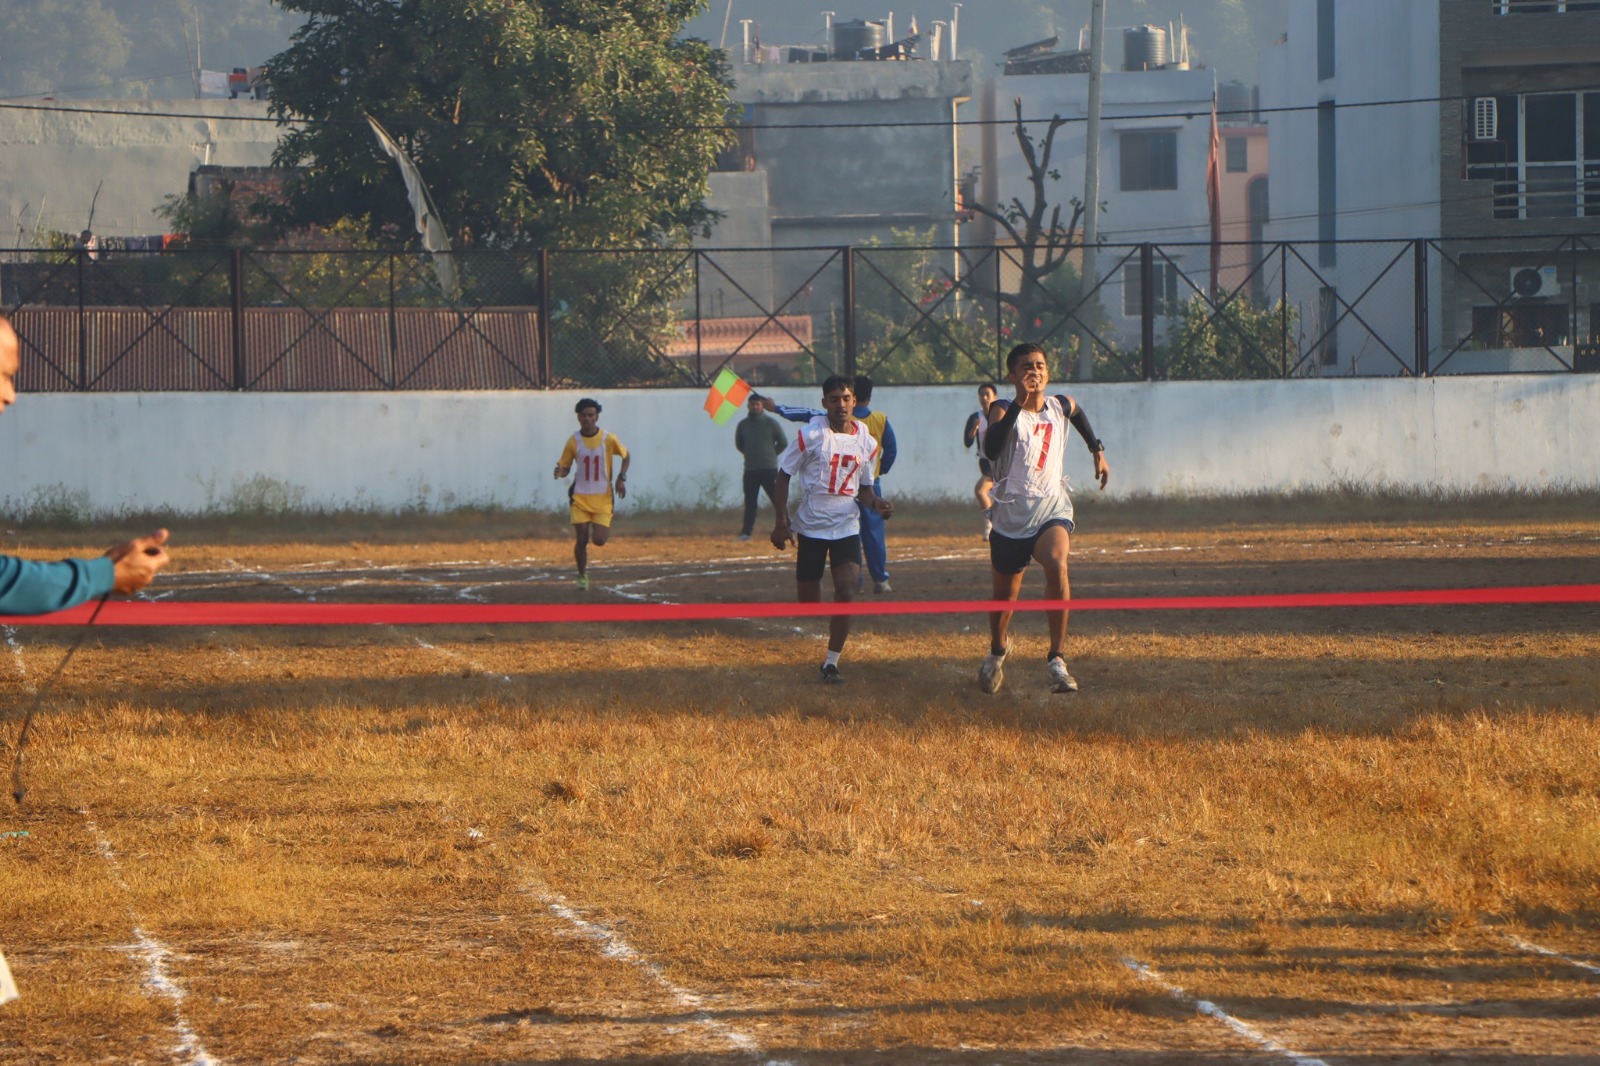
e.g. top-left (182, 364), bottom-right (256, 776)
top-left (824, 650), bottom-right (842, 669)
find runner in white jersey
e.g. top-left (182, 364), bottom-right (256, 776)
top-left (772, 375), bottom-right (894, 685)
top-left (962, 381), bottom-right (999, 541)
top-left (978, 343), bottom-right (1109, 695)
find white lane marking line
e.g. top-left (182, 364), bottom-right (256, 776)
top-left (409, 635), bottom-right (511, 683)
top-left (230, 562), bottom-right (511, 683)
top-left (83, 814), bottom-right (218, 1066)
top-left (3, 627), bottom-right (30, 690)
top-left (607, 566), bottom-right (813, 638)
top-left (433, 816), bottom-right (793, 1064)
top-left (1122, 957), bottom-right (1330, 1066)
top-left (533, 885), bottom-right (792, 1063)
top-left (1505, 933), bottom-right (1600, 976)
top-left (2, 641), bottom-right (215, 1061)
top-left (224, 559), bottom-right (317, 601)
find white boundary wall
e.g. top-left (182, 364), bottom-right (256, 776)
top-left (2, 377), bottom-right (1595, 517)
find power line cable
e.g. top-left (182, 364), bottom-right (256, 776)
top-left (2, 86), bottom-right (1591, 133)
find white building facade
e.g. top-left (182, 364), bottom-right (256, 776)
top-left (1258, 0), bottom-right (1600, 376)
top-left (986, 58), bottom-right (1217, 348)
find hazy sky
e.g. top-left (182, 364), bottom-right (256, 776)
top-left (0, 1), bottom-right (1286, 100)
top-left (682, 0), bottom-right (1288, 84)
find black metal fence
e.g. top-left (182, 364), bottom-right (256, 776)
top-left (3, 235), bottom-right (1596, 391)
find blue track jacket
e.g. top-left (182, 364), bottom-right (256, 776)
top-left (0, 555), bottom-right (115, 615)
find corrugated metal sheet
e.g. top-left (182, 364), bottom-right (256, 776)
top-left (10, 307), bottom-right (542, 391)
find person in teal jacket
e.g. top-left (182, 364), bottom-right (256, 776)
top-left (0, 314), bottom-right (169, 613)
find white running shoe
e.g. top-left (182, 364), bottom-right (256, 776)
top-left (873, 578), bottom-right (892, 594)
top-left (982, 512), bottom-right (992, 542)
top-left (1047, 656), bottom-right (1079, 693)
top-left (978, 644), bottom-right (1009, 694)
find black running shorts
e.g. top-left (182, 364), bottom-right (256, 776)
top-left (796, 533), bottom-right (863, 582)
top-left (987, 517), bottom-right (1074, 575)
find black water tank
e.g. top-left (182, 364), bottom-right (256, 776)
top-left (832, 19), bottom-right (886, 59)
top-left (1123, 24), bottom-right (1169, 71)
top-left (1218, 80), bottom-right (1254, 122)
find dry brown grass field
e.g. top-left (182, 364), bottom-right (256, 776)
top-left (1, 498), bottom-right (1598, 1064)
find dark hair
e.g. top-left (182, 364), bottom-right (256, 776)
top-left (1005, 342), bottom-right (1048, 373)
top-left (852, 374), bottom-right (873, 403)
top-left (574, 397), bottom-right (601, 414)
top-left (820, 374), bottom-right (854, 397)
top-left (978, 381), bottom-right (998, 395)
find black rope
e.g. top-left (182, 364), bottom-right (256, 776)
top-left (10, 593), bottom-right (109, 805)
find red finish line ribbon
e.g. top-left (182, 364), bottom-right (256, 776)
top-left (4, 584), bottom-right (1598, 626)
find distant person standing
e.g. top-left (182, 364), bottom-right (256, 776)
top-left (553, 397), bottom-right (629, 591)
top-left (979, 343), bottom-right (1108, 695)
top-left (963, 382), bottom-right (1000, 541)
top-left (765, 374), bottom-right (898, 592)
top-left (771, 375), bottom-right (893, 685)
top-left (734, 393), bottom-right (788, 541)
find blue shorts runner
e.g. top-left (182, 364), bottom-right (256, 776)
top-left (988, 517), bottom-right (1074, 576)
top-left (796, 533), bottom-right (863, 582)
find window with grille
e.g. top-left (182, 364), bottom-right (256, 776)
top-left (1119, 131), bottom-right (1178, 191)
top-left (1465, 90), bottom-right (1600, 219)
top-left (1492, 1), bottom-right (1600, 14)
top-left (1122, 261), bottom-right (1180, 317)
top-left (1225, 136), bottom-right (1249, 172)
top-left (1471, 304), bottom-right (1570, 347)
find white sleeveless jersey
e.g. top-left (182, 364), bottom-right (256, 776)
top-left (975, 408), bottom-right (990, 450)
top-left (989, 396), bottom-right (1075, 538)
top-left (777, 415), bottom-right (878, 539)
top-left (569, 431), bottom-right (616, 495)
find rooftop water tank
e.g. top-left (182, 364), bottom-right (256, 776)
top-left (1122, 24), bottom-right (1168, 71)
top-left (1218, 80), bottom-right (1254, 123)
top-left (832, 18), bottom-right (886, 59)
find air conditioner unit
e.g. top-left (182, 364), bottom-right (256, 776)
top-left (1509, 265), bottom-right (1559, 299)
top-left (1471, 97), bottom-right (1498, 141)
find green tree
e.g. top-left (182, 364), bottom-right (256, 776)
top-left (961, 98), bottom-right (1087, 360)
top-left (264, 0), bottom-right (734, 250)
top-left (0, 0), bottom-right (129, 98)
top-left (1157, 294), bottom-right (1297, 380)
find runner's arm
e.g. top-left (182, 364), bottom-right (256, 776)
top-left (982, 400), bottom-right (1020, 463)
top-left (962, 412), bottom-right (980, 448)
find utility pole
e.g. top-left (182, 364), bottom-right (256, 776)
top-left (1075, 0), bottom-right (1106, 382)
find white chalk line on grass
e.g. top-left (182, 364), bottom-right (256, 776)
top-left (432, 814), bottom-right (793, 1063)
top-left (82, 814), bottom-right (218, 1066)
top-left (1504, 933), bottom-right (1600, 976)
top-left (224, 561), bottom-right (513, 683)
top-left (2, 630), bottom-right (215, 1062)
top-left (1121, 958), bottom-right (1331, 1066)
top-left (533, 888), bottom-right (792, 1060)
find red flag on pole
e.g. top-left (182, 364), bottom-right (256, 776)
top-left (1206, 87), bottom-right (1222, 303)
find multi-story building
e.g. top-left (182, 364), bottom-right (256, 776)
top-left (980, 26), bottom-right (1221, 347)
top-left (1260, 0), bottom-right (1600, 375)
top-left (692, 16), bottom-right (973, 377)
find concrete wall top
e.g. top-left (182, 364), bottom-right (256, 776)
top-left (2, 377), bottom-right (1595, 518)
top-left (732, 59), bottom-right (973, 105)
top-left (0, 99), bottom-right (278, 239)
